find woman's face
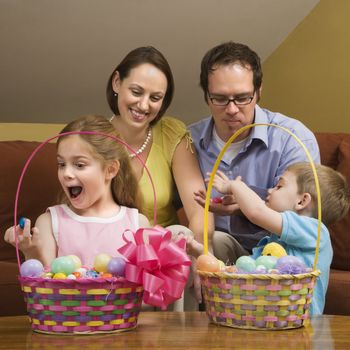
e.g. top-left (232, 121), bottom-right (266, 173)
top-left (112, 63), bottom-right (167, 128)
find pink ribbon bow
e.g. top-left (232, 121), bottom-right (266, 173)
top-left (118, 225), bottom-right (191, 310)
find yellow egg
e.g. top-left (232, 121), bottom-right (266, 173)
top-left (262, 243), bottom-right (287, 258)
top-left (53, 272), bottom-right (67, 279)
top-left (218, 260), bottom-right (226, 271)
top-left (93, 253), bottom-right (112, 273)
top-left (68, 255), bottom-right (82, 270)
top-left (197, 254), bottom-right (220, 272)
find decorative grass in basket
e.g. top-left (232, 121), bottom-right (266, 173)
top-left (198, 123), bottom-right (323, 330)
top-left (13, 129), bottom-right (190, 335)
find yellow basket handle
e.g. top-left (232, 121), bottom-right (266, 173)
top-left (203, 123), bottom-right (321, 270)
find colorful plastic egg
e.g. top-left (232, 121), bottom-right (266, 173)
top-left (225, 265), bottom-right (237, 273)
top-left (20, 259), bottom-right (44, 277)
top-left (76, 267), bottom-right (87, 277)
top-left (86, 270), bottom-right (99, 278)
top-left (196, 254), bottom-right (220, 272)
top-left (235, 256), bottom-right (256, 272)
top-left (53, 272), bottom-right (67, 279)
top-left (42, 272), bottom-right (53, 279)
top-left (255, 265), bottom-right (268, 273)
top-left (51, 256), bottom-right (76, 275)
top-left (255, 255), bottom-right (277, 270)
top-left (72, 271), bottom-right (81, 278)
top-left (19, 217), bottom-right (26, 229)
top-left (218, 260), bottom-right (226, 271)
top-left (107, 257), bottom-right (126, 276)
top-left (262, 242), bottom-right (287, 258)
top-left (93, 253), bottom-right (112, 273)
top-left (68, 255), bottom-right (82, 270)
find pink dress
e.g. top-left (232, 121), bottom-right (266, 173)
top-left (47, 204), bottom-right (139, 267)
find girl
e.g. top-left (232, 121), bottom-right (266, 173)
top-left (5, 115), bottom-right (150, 267)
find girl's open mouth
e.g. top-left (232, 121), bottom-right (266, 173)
top-left (68, 186), bottom-right (82, 198)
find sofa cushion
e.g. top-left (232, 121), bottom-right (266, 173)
top-left (0, 261), bottom-right (26, 316)
top-left (315, 132), bottom-right (342, 169)
top-left (330, 137), bottom-right (350, 270)
top-left (0, 141), bottom-right (60, 263)
top-left (324, 269), bottom-right (350, 315)
top-left (315, 133), bottom-right (350, 271)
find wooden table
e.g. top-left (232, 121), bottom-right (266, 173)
top-left (0, 312), bottom-right (349, 349)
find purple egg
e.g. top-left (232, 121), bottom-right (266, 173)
top-left (276, 255), bottom-right (307, 274)
top-left (107, 257), bottom-right (126, 276)
top-left (20, 259), bottom-right (44, 277)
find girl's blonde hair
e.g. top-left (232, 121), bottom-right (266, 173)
top-left (57, 115), bottom-right (141, 209)
top-left (287, 162), bottom-right (350, 225)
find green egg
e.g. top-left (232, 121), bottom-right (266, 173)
top-left (255, 255), bottom-right (277, 270)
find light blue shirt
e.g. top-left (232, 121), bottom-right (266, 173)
top-left (189, 105), bottom-right (320, 251)
top-left (252, 211), bottom-right (332, 315)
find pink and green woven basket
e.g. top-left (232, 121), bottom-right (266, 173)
top-left (199, 270), bottom-right (320, 330)
top-left (199, 123), bottom-right (322, 330)
top-left (20, 276), bottom-right (143, 334)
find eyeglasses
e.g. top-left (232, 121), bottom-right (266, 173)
top-left (208, 91), bottom-right (255, 106)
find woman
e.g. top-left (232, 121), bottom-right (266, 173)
top-left (106, 47), bottom-right (213, 309)
top-left (106, 46), bottom-right (213, 244)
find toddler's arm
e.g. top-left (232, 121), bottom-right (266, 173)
top-left (213, 174), bottom-right (283, 235)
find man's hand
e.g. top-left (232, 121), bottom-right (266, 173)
top-left (193, 189), bottom-right (240, 216)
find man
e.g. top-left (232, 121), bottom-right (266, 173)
top-left (189, 41), bottom-right (320, 264)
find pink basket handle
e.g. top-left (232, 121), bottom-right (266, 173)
top-left (13, 131), bottom-right (157, 270)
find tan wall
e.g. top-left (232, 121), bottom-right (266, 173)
top-left (261, 0), bottom-right (350, 133)
top-left (0, 123), bottom-right (64, 141)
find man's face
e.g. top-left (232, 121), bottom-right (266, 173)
top-left (207, 63), bottom-right (259, 142)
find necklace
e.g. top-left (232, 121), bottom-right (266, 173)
top-left (130, 128), bottom-right (152, 158)
top-left (109, 115), bottom-right (152, 158)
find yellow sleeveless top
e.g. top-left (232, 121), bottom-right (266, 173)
top-left (139, 116), bottom-right (190, 226)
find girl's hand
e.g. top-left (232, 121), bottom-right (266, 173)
top-left (4, 219), bottom-right (43, 259)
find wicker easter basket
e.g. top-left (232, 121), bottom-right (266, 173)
top-left (13, 131), bottom-right (157, 335)
top-left (199, 123), bottom-right (322, 330)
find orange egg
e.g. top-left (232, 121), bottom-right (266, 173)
top-left (197, 254), bottom-right (220, 272)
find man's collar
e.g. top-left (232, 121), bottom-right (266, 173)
top-left (200, 118), bottom-right (215, 149)
top-left (248, 105), bottom-right (269, 147)
top-left (199, 105), bottom-right (269, 149)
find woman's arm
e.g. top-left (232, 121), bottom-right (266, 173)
top-left (171, 137), bottom-right (215, 247)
